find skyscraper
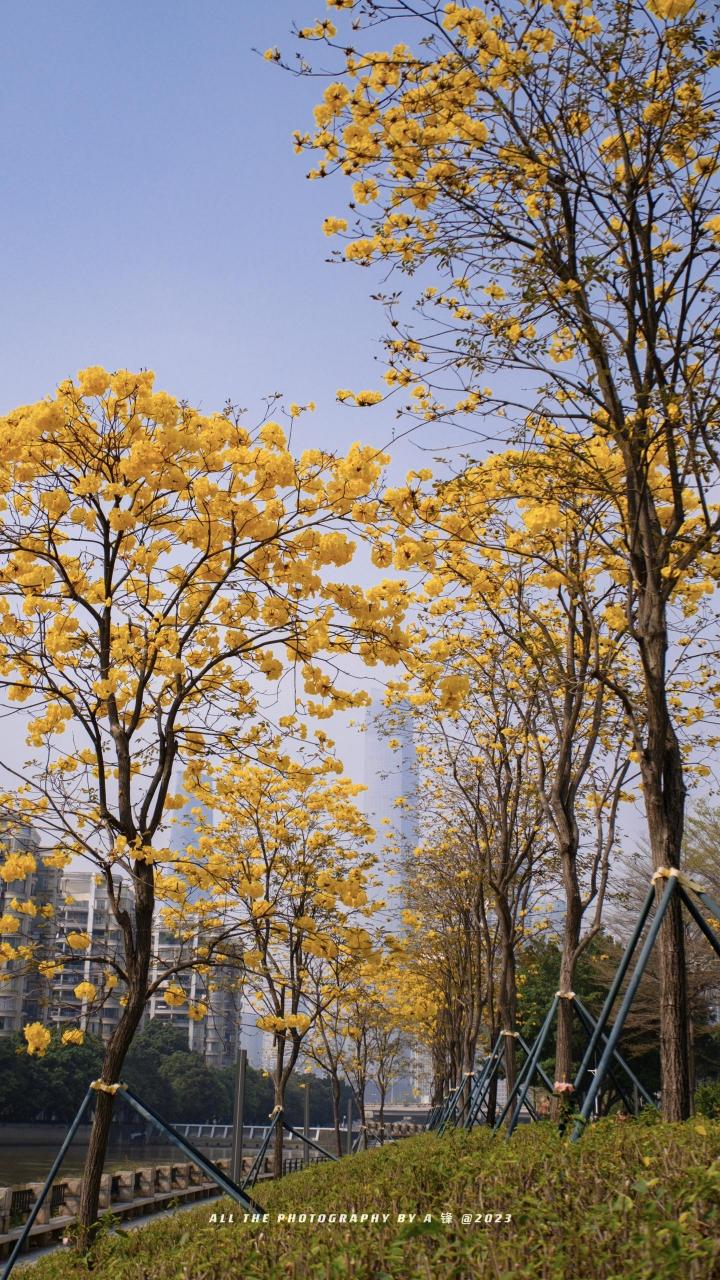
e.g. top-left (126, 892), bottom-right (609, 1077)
top-left (362, 697), bottom-right (418, 931)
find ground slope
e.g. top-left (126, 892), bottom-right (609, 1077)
top-left (21, 1119), bottom-right (720, 1280)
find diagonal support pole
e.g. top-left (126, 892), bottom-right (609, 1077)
top-left (241, 1113), bottom-right (279, 1191)
top-left (420, 1100), bottom-right (438, 1131)
top-left (693, 886), bottom-right (720, 927)
top-left (1, 1087), bottom-right (94, 1280)
top-left (571, 997), bottom-right (634, 1115)
top-left (281, 1119), bottom-right (338, 1161)
top-left (462, 1054), bottom-right (496, 1129)
top-left (455, 1070), bottom-right (483, 1128)
top-left (431, 1089), bottom-right (454, 1133)
top-left (678, 886), bottom-right (720, 960)
top-left (572, 996), bottom-right (655, 1111)
top-left (517, 1032), bottom-right (556, 1097)
top-left (437, 1076), bottom-right (468, 1136)
top-left (504, 995), bottom-right (559, 1138)
top-left (571, 875), bottom-right (677, 1140)
top-left (466, 1040), bottom-right (505, 1128)
top-left (574, 881), bottom-right (656, 1096)
top-left (494, 995), bottom-right (558, 1137)
top-left (121, 1086), bottom-right (263, 1210)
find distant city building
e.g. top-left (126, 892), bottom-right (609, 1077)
top-left (362, 697), bottom-right (418, 932)
top-left (1, 775), bottom-right (361, 1071)
top-left (0, 829), bottom-right (246, 1070)
top-left (50, 869), bottom-right (246, 1068)
top-left (0, 821), bottom-right (60, 1035)
top-left (49, 870), bottom-right (127, 1041)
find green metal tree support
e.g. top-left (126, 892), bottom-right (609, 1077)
top-left (1, 1081), bottom-right (265, 1280)
top-left (571, 869), bottom-right (720, 1140)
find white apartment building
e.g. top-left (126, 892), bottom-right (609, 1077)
top-left (0, 822), bottom-right (61, 1035)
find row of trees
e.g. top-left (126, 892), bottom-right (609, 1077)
top-left (0, 370), bottom-right (411, 1231)
top-left (283, 0), bottom-right (720, 1119)
top-left (0, 1022), bottom-right (354, 1128)
top-left (1, 0), bottom-right (720, 1244)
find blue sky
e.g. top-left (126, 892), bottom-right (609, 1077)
top-left (0, 0), bottom-right (392, 451)
top-left (0, 0), bottom-right (427, 778)
top-left (0, 1), bottom-right (658, 847)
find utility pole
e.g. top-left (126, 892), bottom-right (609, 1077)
top-left (302, 1080), bottom-right (310, 1167)
top-left (230, 1048), bottom-right (247, 1185)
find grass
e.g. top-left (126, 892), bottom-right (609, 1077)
top-left (19, 1116), bottom-right (720, 1280)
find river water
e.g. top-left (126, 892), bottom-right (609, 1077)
top-left (0, 1142), bottom-right (209, 1184)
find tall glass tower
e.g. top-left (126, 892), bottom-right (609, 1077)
top-left (362, 697), bottom-right (418, 932)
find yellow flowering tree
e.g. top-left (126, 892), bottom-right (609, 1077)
top-left (384, 650), bottom-right (555, 1106)
top-left (0, 368), bottom-right (404, 1234)
top-left (190, 742), bottom-right (378, 1177)
top-left (380, 454), bottom-right (638, 1089)
top-left (285, 0), bottom-right (720, 1118)
top-left (304, 947), bottom-right (414, 1150)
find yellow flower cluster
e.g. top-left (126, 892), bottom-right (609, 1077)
top-left (24, 1022), bottom-right (51, 1057)
top-left (0, 851), bottom-right (37, 883)
top-left (62, 1028), bottom-right (85, 1046)
top-left (66, 931), bottom-right (91, 950)
top-left (73, 981), bottom-right (97, 1001)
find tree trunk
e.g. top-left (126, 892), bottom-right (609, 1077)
top-left (76, 993), bottom-right (146, 1245)
top-left (378, 1085), bottom-right (386, 1145)
top-left (354, 1083), bottom-right (367, 1143)
top-left (495, 898), bottom-right (517, 1098)
top-left (555, 874), bottom-right (582, 1092)
top-left (638, 598), bottom-right (691, 1121)
top-left (688, 1012), bottom-right (696, 1102)
top-left (272, 1039), bottom-right (287, 1181)
top-left (77, 862), bottom-right (154, 1247)
top-left (430, 1042), bottom-right (445, 1107)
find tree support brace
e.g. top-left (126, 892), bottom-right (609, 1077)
top-left (241, 1112), bottom-right (280, 1190)
top-left (1, 1080), bottom-right (263, 1280)
top-left (571, 870), bottom-right (720, 1140)
top-left (281, 1119), bottom-right (338, 1162)
top-left (499, 995), bottom-right (559, 1137)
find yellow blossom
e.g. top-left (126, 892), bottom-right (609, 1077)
top-left (62, 1028), bottom-right (85, 1046)
top-left (66, 931), bottom-right (91, 950)
top-left (73, 980), bottom-right (97, 1001)
top-left (24, 1022), bottom-right (51, 1057)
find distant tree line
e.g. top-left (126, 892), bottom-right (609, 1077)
top-left (0, 1021), bottom-right (352, 1127)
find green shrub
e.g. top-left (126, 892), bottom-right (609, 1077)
top-left (21, 1120), bottom-right (720, 1280)
top-left (695, 1079), bottom-right (720, 1120)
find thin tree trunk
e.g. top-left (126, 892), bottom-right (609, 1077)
top-left (272, 1036), bottom-right (294, 1180)
top-left (638, 600), bottom-right (691, 1121)
top-left (77, 865), bottom-right (154, 1247)
top-left (484, 1010), bottom-right (498, 1127)
top-left (430, 1041), bottom-right (445, 1107)
top-left (495, 898), bottom-right (517, 1098)
top-left (76, 994), bottom-right (145, 1244)
top-left (555, 872), bottom-right (582, 1092)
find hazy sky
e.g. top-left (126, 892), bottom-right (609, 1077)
top-left (1, 1), bottom-right (395, 443)
top-left (0, 1), bottom-right (431, 779)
